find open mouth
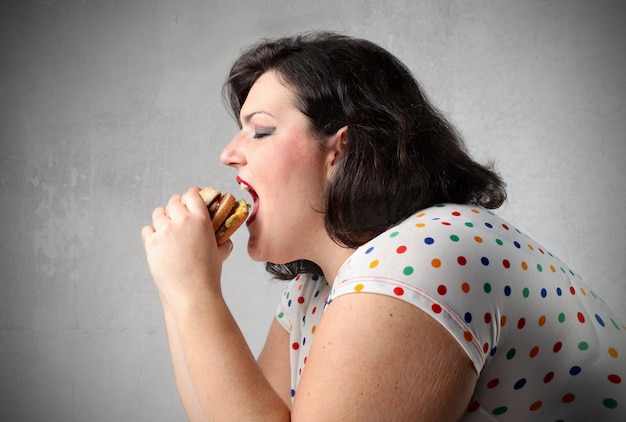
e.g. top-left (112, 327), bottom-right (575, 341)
top-left (236, 176), bottom-right (258, 225)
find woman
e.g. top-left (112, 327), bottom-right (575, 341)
top-left (142, 32), bottom-right (625, 421)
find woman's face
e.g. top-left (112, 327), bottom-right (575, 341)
top-left (220, 71), bottom-right (333, 264)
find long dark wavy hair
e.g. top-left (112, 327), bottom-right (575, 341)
top-left (224, 31), bottom-right (507, 280)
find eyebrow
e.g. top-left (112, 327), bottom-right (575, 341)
top-left (242, 111), bottom-right (276, 124)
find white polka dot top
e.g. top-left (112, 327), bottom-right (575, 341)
top-left (276, 204), bottom-right (625, 420)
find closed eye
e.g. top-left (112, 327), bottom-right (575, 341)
top-left (253, 127), bottom-right (275, 139)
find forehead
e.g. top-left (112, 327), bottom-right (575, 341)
top-left (241, 71), bottom-right (298, 118)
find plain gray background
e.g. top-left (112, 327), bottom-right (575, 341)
top-left (1, 0), bottom-right (625, 420)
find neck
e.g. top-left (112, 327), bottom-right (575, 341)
top-left (312, 238), bottom-right (356, 287)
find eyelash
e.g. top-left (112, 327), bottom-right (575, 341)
top-left (253, 127), bottom-right (274, 139)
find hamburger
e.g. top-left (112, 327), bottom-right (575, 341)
top-left (199, 187), bottom-right (249, 245)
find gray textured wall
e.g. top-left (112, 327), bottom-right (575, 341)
top-left (1, 0), bottom-right (625, 420)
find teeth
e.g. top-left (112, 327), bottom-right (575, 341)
top-left (240, 182), bottom-right (249, 191)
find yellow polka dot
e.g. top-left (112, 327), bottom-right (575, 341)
top-left (415, 223), bottom-right (426, 228)
top-left (608, 347), bottom-right (618, 358)
top-left (550, 265), bottom-right (556, 273)
top-left (579, 287), bottom-right (586, 296)
top-left (416, 212), bottom-right (426, 218)
top-left (369, 260), bottom-right (379, 269)
top-left (431, 258), bottom-right (442, 268)
top-left (354, 283), bottom-right (364, 292)
top-left (471, 209), bottom-right (480, 214)
top-left (528, 244), bottom-right (534, 251)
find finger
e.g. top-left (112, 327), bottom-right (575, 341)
top-left (151, 207), bottom-right (169, 230)
top-left (217, 239), bottom-right (234, 263)
top-left (141, 225), bottom-right (155, 243)
top-left (181, 187), bottom-right (208, 215)
top-left (165, 194), bottom-right (186, 220)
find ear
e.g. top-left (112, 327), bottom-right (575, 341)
top-left (326, 126), bottom-right (348, 176)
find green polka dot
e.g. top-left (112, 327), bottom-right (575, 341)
top-left (450, 234), bottom-right (460, 242)
top-left (277, 312), bottom-right (284, 319)
top-left (611, 319), bottom-right (621, 330)
top-left (591, 291), bottom-right (598, 299)
top-left (578, 341), bottom-right (589, 351)
top-left (495, 238), bottom-right (503, 246)
top-left (465, 222), bottom-right (474, 228)
top-left (523, 288), bottom-right (530, 298)
top-left (403, 266), bottom-right (414, 276)
top-left (603, 398), bottom-right (618, 409)
top-left (506, 348), bottom-right (516, 360)
top-left (484, 283), bottom-right (492, 293)
top-left (558, 313), bottom-right (566, 323)
top-left (537, 264), bottom-right (543, 272)
top-left (492, 407), bottom-right (508, 415)
top-left (390, 231), bottom-right (399, 238)
top-left (436, 204), bottom-right (446, 207)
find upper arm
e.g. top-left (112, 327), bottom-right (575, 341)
top-left (292, 293), bottom-right (478, 421)
top-left (257, 317), bottom-right (292, 409)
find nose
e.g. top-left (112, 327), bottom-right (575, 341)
top-left (220, 134), bottom-right (245, 168)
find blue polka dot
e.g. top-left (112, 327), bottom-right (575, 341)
top-left (365, 246), bottom-right (374, 254)
top-left (291, 389), bottom-right (296, 397)
top-left (570, 366), bottom-right (582, 376)
top-left (424, 237), bottom-right (435, 245)
top-left (481, 257), bottom-right (490, 266)
top-left (490, 347), bottom-right (498, 356)
top-left (288, 299), bottom-right (292, 307)
top-left (485, 222), bottom-right (493, 229)
top-left (312, 275), bottom-right (319, 281)
top-left (514, 241), bottom-right (521, 249)
top-left (595, 314), bottom-right (605, 327)
top-left (513, 378), bottom-right (527, 390)
top-left (541, 288), bottom-right (547, 298)
top-left (504, 286), bottom-right (512, 296)
top-left (556, 287), bottom-right (563, 296)
top-left (464, 312), bottom-right (473, 323)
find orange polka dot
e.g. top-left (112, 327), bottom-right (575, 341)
top-left (529, 401), bottom-right (542, 411)
top-left (562, 393), bottom-right (576, 403)
top-left (474, 236), bottom-right (483, 243)
top-left (369, 260), bottom-right (379, 269)
top-left (416, 212), bottom-right (425, 218)
top-left (528, 244), bottom-right (534, 251)
top-left (431, 258), bottom-right (442, 268)
top-left (461, 282), bottom-right (471, 293)
top-left (550, 265), bottom-right (556, 272)
top-left (608, 347), bottom-right (618, 358)
top-left (463, 331), bottom-right (473, 342)
top-left (471, 209), bottom-right (480, 214)
top-left (521, 261), bottom-right (528, 271)
top-left (500, 315), bottom-right (507, 327)
top-left (538, 315), bottom-right (547, 326)
top-left (530, 346), bottom-right (539, 358)
top-left (311, 325), bottom-right (316, 334)
top-left (416, 223), bottom-right (426, 228)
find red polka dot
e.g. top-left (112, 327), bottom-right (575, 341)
top-left (457, 256), bottom-right (467, 265)
top-left (487, 378), bottom-right (500, 388)
top-left (396, 245), bottom-right (407, 254)
top-left (553, 342), bottom-right (562, 353)
top-left (393, 287), bottom-right (404, 296)
top-left (570, 286), bottom-right (576, 295)
top-left (502, 259), bottom-right (511, 268)
top-left (483, 343), bottom-right (489, 353)
top-left (432, 303), bottom-right (442, 313)
top-left (562, 393), bottom-right (576, 403)
top-left (544, 371), bottom-right (554, 383)
top-left (441, 221), bottom-right (451, 226)
top-left (292, 343), bottom-right (300, 350)
top-left (297, 296), bottom-right (305, 304)
top-left (484, 313), bottom-right (492, 324)
top-left (502, 224), bottom-right (510, 230)
top-left (437, 285), bottom-right (447, 295)
top-left (530, 346), bottom-right (539, 358)
top-left (577, 312), bottom-right (585, 323)
top-left (608, 374), bottom-right (622, 384)
top-left (529, 401), bottom-right (543, 411)
top-left (517, 318), bottom-right (526, 329)
top-left (467, 401), bottom-right (480, 413)
top-left (311, 306), bottom-right (317, 314)
top-left (452, 211), bottom-right (461, 217)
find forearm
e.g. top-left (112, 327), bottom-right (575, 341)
top-left (162, 306), bottom-right (206, 422)
top-left (167, 294), bottom-right (290, 421)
